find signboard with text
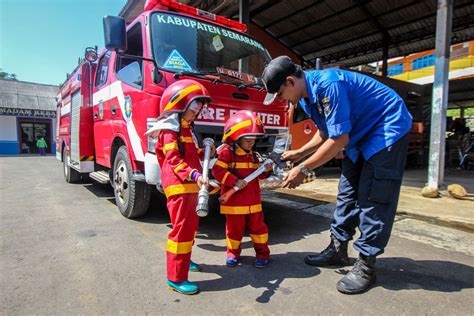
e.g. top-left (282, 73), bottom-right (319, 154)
top-left (196, 104), bottom-right (286, 128)
top-left (0, 107), bottom-right (56, 118)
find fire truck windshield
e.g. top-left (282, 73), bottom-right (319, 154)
top-left (151, 12), bottom-right (271, 80)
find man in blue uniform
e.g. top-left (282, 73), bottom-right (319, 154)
top-left (262, 56), bottom-right (412, 294)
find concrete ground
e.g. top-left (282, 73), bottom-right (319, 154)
top-left (1, 157), bottom-right (473, 315)
top-left (288, 166), bottom-right (474, 232)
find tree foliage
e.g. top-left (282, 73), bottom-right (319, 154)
top-left (0, 69), bottom-right (18, 81)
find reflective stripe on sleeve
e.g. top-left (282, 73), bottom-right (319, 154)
top-left (222, 171), bottom-right (231, 185)
top-left (163, 142), bottom-right (179, 154)
top-left (215, 160), bottom-right (228, 169)
top-left (174, 162), bottom-right (188, 173)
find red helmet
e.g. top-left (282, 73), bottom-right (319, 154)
top-left (159, 79), bottom-right (211, 117)
top-left (222, 110), bottom-right (266, 144)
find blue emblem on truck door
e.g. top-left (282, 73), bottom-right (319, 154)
top-left (124, 96), bottom-right (132, 121)
top-left (99, 100), bottom-right (104, 120)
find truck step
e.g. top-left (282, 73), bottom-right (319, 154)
top-left (89, 171), bottom-right (110, 184)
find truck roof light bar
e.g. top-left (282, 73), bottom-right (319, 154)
top-left (144, 0), bottom-right (247, 33)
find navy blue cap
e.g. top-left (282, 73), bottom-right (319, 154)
top-left (261, 56), bottom-right (297, 105)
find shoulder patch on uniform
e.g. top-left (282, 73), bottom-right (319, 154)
top-left (322, 97), bottom-right (331, 117)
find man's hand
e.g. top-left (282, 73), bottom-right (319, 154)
top-left (282, 166), bottom-right (306, 189)
top-left (281, 149), bottom-right (303, 162)
top-left (235, 179), bottom-right (247, 190)
top-left (197, 176), bottom-right (209, 189)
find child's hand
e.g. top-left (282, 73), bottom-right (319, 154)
top-left (197, 176), bottom-right (209, 189)
top-left (264, 162), bottom-right (274, 172)
top-left (235, 179), bottom-right (247, 190)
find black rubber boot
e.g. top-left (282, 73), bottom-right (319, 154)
top-left (305, 235), bottom-right (349, 267)
top-left (337, 254), bottom-right (376, 294)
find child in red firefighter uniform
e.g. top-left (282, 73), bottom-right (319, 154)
top-left (212, 110), bottom-right (273, 268)
top-left (145, 79), bottom-right (214, 295)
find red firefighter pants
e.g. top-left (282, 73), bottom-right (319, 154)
top-left (166, 193), bottom-right (199, 282)
top-left (225, 212), bottom-right (270, 260)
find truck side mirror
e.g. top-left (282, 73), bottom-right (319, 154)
top-left (103, 16), bottom-right (127, 52)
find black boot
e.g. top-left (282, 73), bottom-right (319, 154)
top-left (305, 235), bottom-right (349, 267)
top-left (337, 254), bottom-right (376, 294)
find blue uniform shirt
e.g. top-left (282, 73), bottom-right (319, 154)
top-left (299, 69), bottom-right (412, 162)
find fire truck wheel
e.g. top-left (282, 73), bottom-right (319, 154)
top-left (63, 147), bottom-right (81, 183)
top-left (113, 146), bottom-right (151, 218)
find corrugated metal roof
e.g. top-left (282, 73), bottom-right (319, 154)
top-left (0, 79), bottom-right (58, 111)
top-left (182, 0), bottom-right (474, 68)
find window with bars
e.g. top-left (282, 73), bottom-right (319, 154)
top-left (412, 54), bottom-right (435, 70)
top-left (388, 63), bottom-right (404, 76)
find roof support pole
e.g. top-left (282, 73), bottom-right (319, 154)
top-left (239, 0), bottom-right (250, 73)
top-left (427, 0), bottom-right (453, 189)
top-left (460, 107), bottom-right (464, 118)
top-left (381, 36), bottom-right (389, 77)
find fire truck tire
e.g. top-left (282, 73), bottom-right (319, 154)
top-left (63, 147), bottom-right (81, 183)
top-left (113, 146), bottom-right (151, 218)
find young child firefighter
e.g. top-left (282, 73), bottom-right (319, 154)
top-left (145, 79), bottom-right (214, 295)
top-left (212, 110), bottom-right (273, 268)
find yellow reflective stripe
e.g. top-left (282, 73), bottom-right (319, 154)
top-left (174, 162), bottom-right (188, 173)
top-left (226, 237), bottom-right (241, 250)
top-left (250, 204), bottom-right (263, 213)
top-left (209, 186), bottom-right (220, 194)
top-left (180, 136), bottom-right (193, 143)
top-left (222, 171), bottom-right (231, 185)
top-left (223, 119), bottom-right (252, 141)
top-left (167, 239), bottom-right (193, 254)
top-left (220, 204), bottom-right (262, 214)
top-left (163, 142), bottom-right (178, 154)
top-left (164, 85), bottom-right (201, 112)
top-left (250, 233), bottom-right (268, 244)
top-left (234, 147), bottom-right (249, 156)
top-left (181, 119), bottom-right (190, 127)
top-left (215, 160), bottom-right (228, 169)
top-left (164, 183), bottom-right (200, 198)
top-left (233, 162), bottom-right (259, 169)
top-left (186, 168), bottom-right (197, 181)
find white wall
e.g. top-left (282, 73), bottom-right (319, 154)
top-left (0, 116), bottom-right (18, 141)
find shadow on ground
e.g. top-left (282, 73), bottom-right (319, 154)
top-left (199, 252), bottom-right (321, 303)
top-left (196, 196), bottom-right (328, 250)
top-left (375, 257), bottom-right (474, 292)
top-left (82, 181), bottom-right (328, 249)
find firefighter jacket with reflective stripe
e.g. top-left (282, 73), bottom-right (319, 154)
top-left (156, 120), bottom-right (203, 198)
top-left (212, 144), bottom-right (271, 214)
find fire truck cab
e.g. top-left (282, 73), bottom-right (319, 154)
top-left (56, 0), bottom-right (289, 219)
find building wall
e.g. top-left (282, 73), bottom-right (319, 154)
top-left (383, 41), bottom-right (474, 84)
top-left (0, 116), bottom-right (19, 155)
top-left (0, 115), bottom-right (56, 155)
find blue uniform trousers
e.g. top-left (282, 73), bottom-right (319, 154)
top-left (330, 133), bottom-right (409, 257)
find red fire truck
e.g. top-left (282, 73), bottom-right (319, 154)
top-left (56, 0), bottom-right (289, 218)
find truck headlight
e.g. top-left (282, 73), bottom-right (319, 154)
top-left (147, 119), bottom-right (158, 153)
top-left (148, 136), bottom-right (157, 154)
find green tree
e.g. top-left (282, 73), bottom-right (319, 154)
top-left (0, 68), bottom-right (18, 80)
